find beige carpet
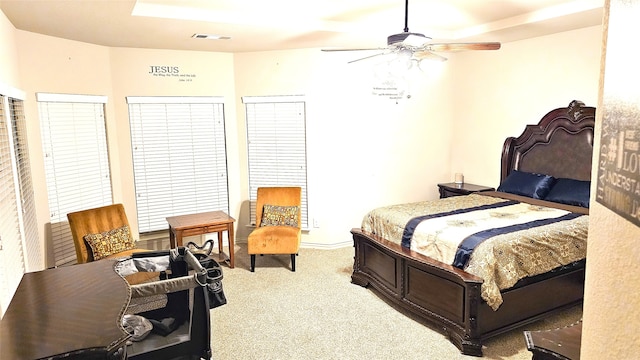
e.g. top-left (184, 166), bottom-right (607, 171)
top-left (210, 245), bottom-right (582, 360)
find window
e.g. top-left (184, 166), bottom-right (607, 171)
top-left (38, 93), bottom-right (112, 266)
top-left (10, 97), bottom-right (40, 271)
top-left (243, 95), bottom-right (309, 228)
top-left (127, 97), bottom-right (229, 233)
top-left (0, 88), bottom-right (27, 315)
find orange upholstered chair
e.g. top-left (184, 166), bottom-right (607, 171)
top-left (67, 203), bottom-right (156, 284)
top-left (247, 187), bottom-right (302, 272)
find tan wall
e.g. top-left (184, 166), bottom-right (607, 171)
top-left (4, 5), bottom-right (640, 357)
top-left (233, 49), bottom-right (455, 246)
top-left (5, 23), bottom-right (605, 260)
top-left (582, 0), bottom-right (640, 358)
top-left (9, 30), bottom-right (456, 255)
top-left (108, 48), bottom-right (237, 239)
top-left (0, 10), bottom-right (19, 86)
top-left (449, 25), bottom-right (603, 189)
top-left (15, 31), bottom-right (116, 265)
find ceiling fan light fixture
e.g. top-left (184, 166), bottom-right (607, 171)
top-left (388, 50), bottom-right (414, 75)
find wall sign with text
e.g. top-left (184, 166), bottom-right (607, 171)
top-left (596, 102), bottom-right (640, 227)
top-left (148, 66), bottom-right (197, 82)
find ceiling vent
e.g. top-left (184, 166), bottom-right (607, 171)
top-left (192, 34), bottom-right (231, 40)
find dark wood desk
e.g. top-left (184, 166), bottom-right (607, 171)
top-left (0, 260), bottom-right (130, 359)
top-left (166, 210), bottom-right (236, 268)
top-left (524, 321), bottom-right (582, 359)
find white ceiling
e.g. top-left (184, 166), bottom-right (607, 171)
top-left (0, 0), bottom-right (604, 53)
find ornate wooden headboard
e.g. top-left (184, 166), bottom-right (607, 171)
top-left (500, 100), bottom-right (596, 183)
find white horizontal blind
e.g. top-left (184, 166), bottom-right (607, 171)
top-left (38, 93), bottom-right (112, 266)
top-left (127, 97), bottom-right (229, 233)
top-left (10, 97), bottom-right (41, 271)
top-left (0, 94), bottom-right (25, 315)
top-left (243, 96), bottom-right (308, 228)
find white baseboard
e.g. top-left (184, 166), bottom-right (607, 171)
top-left (234, 236), bottom-right (352, 250)
top-left (139, 232), bottom-right (353, 251)
top-left (300, 240), bottom-right (352, 249)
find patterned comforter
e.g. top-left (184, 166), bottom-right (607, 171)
top-left (361, 192), bottom-right (589, 310)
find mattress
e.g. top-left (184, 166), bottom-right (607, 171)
top-left (361, 192), bottom-right (588, 309)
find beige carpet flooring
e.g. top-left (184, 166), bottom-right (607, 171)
top-left (210, 245), bottom-right (582, 360)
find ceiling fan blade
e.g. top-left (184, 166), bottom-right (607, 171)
top-left (426, 42), bottom-right (501, 52)
top-left (348, 52), bottom-right (389, 64)
top-left (321, 48), bottom-right (387, 52)
top-left (413, 51), bottom-right (448, 62)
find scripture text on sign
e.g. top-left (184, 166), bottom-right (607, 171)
top-left (148, 66), bottom-right (197, 82)
top-left (596, 103), bottom-right (640, 226)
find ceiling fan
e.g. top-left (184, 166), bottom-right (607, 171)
top-left (322, 0), bottom-right (501, 64)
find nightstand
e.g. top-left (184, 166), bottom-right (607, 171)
top-left (437, 182), bottom-right (495, 199)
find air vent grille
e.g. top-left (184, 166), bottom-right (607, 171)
top-left (192, 34), bottom-right (231, 40)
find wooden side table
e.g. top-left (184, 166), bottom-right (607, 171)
top-left (437, 182), bottom-right (495, 198)
top-left (166, 210), bottom-right (236, 268)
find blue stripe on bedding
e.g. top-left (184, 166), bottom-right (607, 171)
top-left (401, 200), bottom-right (519, 248)
top-left (452, 212), bottom-right (584, 269)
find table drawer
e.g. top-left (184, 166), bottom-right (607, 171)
top-left (180, 227), bottom-right (208, 237)
top-left (205, 224), bottom-right (229, 233)
top-left (179, 225), bottom-right (228, 237)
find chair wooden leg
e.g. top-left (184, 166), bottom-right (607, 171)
top-left (291, 254), bottom-right (296, 272)
top-left (250, 254), bottom-right (256, 272)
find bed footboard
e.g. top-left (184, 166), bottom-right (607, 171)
top-left (351, 228), bottom-right (585, 357)
top-left (352, 228), bottom-right (485, 355)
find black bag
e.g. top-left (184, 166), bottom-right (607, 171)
top-left (199, 258), bottom-right (227, 309)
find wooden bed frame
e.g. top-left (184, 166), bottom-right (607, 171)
top-left (351, 100), bottom-right (595, 356)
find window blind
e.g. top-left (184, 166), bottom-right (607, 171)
top-left (0, 94), bottom-right (25, 315)
top-left (10, 97), bottom-right (41, 272)
top-left (127, 97), bottom-right (229, 233)
top-left (38, 93), bottom-right (112, 266)
top-left (243, 95), bottom-right (309, 228)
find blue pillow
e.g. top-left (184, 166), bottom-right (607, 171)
top-left (544, 178), bottom-right (591, 208)
top-left (497, 170), bottom-right (556, 199)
